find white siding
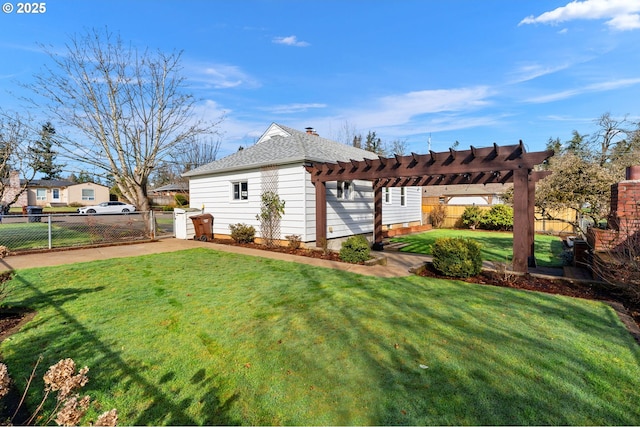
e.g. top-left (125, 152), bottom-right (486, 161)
top-left (188, 162), bottom-right (423, 242)
top-left (447, 195), bottom-right (504, 205)
top-left (326, 180), bottom-right (374, 239)
top-left (189, 169), bottom-right (263, 236)
top-left (275, 164), bottom-right (308, 239)
top-left (189, 163), bottom-right (309, 240)
top-left (381, 187), bottom-right (422, 226)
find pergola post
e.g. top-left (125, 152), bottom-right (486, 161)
top-left (373, 183), bottom-right (383, 246)
top-left (527, 175), bottom-right (537, 267)
top-left (315, 181), bottom-right (327, 246)
top-left (512, 169), bottom-right (530, 273)
top-left (305, 143), bottom-right (554, 272)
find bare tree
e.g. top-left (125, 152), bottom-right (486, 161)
top-left (0, 112), bottom-right (38, 210)
top-left (333, 120), bottom-right (358, 146)
top-left (178, 136), bottom-right (221, 172)
top-left (26, 28), bottom-right (222, 211)
top-left (389, 139), bottom-right (408, 156)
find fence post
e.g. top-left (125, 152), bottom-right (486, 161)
top-left (149, 211), bottom-right (156, 240)
top-left (48, 215), bottom-right (52, 249)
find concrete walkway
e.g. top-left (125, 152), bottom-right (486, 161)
top-left (0, 238), bottom-right (426, 278)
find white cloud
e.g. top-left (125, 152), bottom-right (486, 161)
top-left (525, 77), bottom-right (640, 103)
top-left (267, 103), bottom-right (327, 114)
top-left (336, 87), bottom-right (493, 131)
top-left (519, 0), bottom-right (640, 31)
top-left (272, 35), bottom-right (310, 47)
top-left (509, 63), bottom-right (572, 84)
top-left (186, 62), bottom-right (260, 89)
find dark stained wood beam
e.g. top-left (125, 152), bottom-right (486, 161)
top-left (314, 181), bottom-right (327, 248)
top-left (512, 169), bottom-right (529, 272)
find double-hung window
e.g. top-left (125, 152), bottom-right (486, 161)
top-left (232, 181), bottom-right (248, 201)
top-left (337, 181), bottom-right (353, 200)
top-left (400, 187), bottom-right (407, 206)
top-left (384, 188), bottom-right (391, 204)
top-left (36, 188), bottom-right (46, 201)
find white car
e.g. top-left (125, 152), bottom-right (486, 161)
top-left (77, 201), bottom-right (136, 214)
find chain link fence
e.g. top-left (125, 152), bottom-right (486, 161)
top-left (0, 211), bottom-right (175, 253)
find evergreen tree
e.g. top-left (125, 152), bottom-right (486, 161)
top-left (30, 122), bottom-right (65, 180)
top-left (363, 131), bottom-right (386, 155)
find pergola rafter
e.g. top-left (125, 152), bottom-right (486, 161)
top-left (305, 142), bottom-right (554, 273)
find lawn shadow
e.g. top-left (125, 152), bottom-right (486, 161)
top-left (275, 259), bottom-right (640, 425)
top-left (2, 273), bottom-right (240, 426)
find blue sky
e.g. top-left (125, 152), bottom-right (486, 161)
top-left (1, 0), bottom-right (639, 159)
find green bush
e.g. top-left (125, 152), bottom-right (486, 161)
top-left (174, 193), bottom-right (189, 207)
top-left (479, 204), bottom-right (513, 231)
top-left (460, 206), bottom-right (485, 230)
top-left (229, 223), bottom-right (256, 243)
top-left (431, 237), bottom-right (482, 277)
top-left (339, 235), bottom-right (371, 264)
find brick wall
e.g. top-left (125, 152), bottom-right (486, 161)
top-left (589, 168), bottom-right (640, 251)
top-left (1, 171), bottom-right (28, 207)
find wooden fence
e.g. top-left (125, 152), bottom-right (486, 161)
top-left (422, 204), bottom-right (576, 235)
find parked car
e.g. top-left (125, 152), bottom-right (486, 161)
top-left (77, 201), bottom-right (136, 214)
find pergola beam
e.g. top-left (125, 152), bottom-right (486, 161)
top-left (308, 142), bottom-right (554, 273)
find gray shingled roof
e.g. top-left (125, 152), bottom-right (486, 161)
top-left (183, 123), bottom-right (380, 177)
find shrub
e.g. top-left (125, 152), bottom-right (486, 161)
top-left (430, 204), bottom-right (447, 228)
top-left (286, 234), bottom-right (302, 250)
top-left (174, 194), bottom-right (189, 207)
top-left (479, 204), bottom-right (513, 231)
top-left (431, 237), bottom-right (482, 277)
top-left (461, 206), bottom-right (485, 230)
top-left (339, 235), bottom-right (371, 264)
top-left (229, 223), bottom-right (255, 243)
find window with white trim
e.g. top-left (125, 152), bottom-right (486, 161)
top-left (400, 187), bottom-right (406, 206)
top-left (384, 187), bottom-right (391, 204)
top-left (337, 181), bottom-right (353, 200)
top-left (82, 189), bottom-right (95, 201)
top-left (36, 188), bottom-right (46, 201)
top-left (232, 181), bottom-right (248, 200)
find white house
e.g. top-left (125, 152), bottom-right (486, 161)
top-left (183, 123), bottom-right (422, 246)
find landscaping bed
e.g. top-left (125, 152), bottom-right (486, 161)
top-left (209, 238), bottom-right (343, 261)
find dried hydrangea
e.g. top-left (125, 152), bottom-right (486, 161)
top-left (54, 395), bottom-right (90, 426)
top-left (0, 363), bottom-right (10, 398)
top-left (94, 409), bottom-right (118, 427)
top-left (0, 246), bottom-right (8, 259)
top-left (43, 359), bottom-right (89, 401)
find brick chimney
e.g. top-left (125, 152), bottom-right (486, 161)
top-left (305, 127), bottom-right (319, 136)
top-left (9, 170), bottom-right (19, 188)
top-left (588, 166), bottom-right (640, 251)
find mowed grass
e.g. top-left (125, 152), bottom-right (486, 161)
top-left (0, 223), bottom-right (91, 250)
top-left (2, 248), bottom-right (640, 425)
top-left (390, 229), bottom-right (565, 267)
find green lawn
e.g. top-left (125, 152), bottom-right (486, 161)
top-left (390, 229), bottom-right (566, 267)
top-left (0, 223), bottom-right (92, 250)
top-left (2, 248), bottom-right (639, 425)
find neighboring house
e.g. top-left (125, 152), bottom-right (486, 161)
top-left (1, 171), bottom-right (110, 207)
top-left (422, 183), bottom-right (510, 206)
top-left (183, 123), bottom-right (423, 245)
top-left (149, 182), bottom-right (189, 206)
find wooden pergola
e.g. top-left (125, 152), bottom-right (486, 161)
top-left (305, 141), bottom-right (553, 273)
